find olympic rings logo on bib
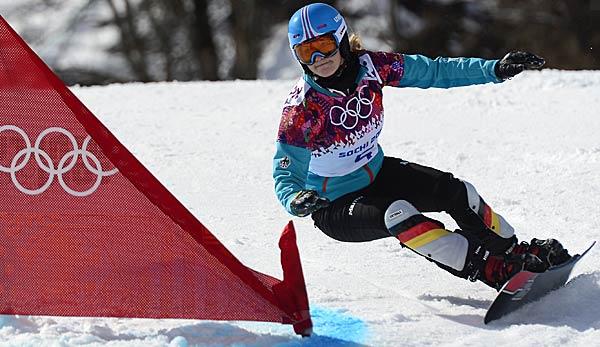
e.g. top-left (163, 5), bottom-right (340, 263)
top-left (0, 125), bottom-right (118, 196)
top-left (329, 85), bottom-right (375, 130)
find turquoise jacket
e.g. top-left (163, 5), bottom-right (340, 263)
top-left (274, 52), bottom-right (501, 215)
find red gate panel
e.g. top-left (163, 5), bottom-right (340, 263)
top-left (0, 16), bottom-right (311, 335)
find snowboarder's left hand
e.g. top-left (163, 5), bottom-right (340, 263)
top-left (494, 51), bottom-right (545, 80)
top-left (290, 190), bottom-right (330, 217)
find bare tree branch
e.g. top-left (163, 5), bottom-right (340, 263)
top-left (105, 0), bottom-right (151, 81)
top-left (191, 0), bottom-right (219, 80)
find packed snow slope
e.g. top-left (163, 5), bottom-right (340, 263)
top-left (1, 70), bottom-right (600, 346)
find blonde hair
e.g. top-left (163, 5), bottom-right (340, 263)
top-left (349, 33), bottom-right (364, 52)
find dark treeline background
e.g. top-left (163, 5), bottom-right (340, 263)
top-left (3, 0), bottom-right (600, 85)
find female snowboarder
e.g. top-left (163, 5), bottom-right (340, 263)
top-left (273, 3), bottom-right (570, 290)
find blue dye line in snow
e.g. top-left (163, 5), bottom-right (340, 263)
top-left (273, 305), bottom-right (369, 346)
top-left (309, 306), bottom-right (368, 343)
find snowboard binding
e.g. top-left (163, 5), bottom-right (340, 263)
top-left (477, 238), bottom-right (571, 290)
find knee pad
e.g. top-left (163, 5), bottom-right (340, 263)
top-left (384, 200), bottom-right (422, 237)
top-left (384, 200), bottom-right (468, 271)
top-left (462, 181), bottom-right (514, 238)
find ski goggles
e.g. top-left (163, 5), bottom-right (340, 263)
top-left (293, 33), bottom-right (339, 65)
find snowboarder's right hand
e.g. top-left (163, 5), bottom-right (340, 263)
top-left (290, 190), bottom-right (330, 217)
top-left (494, 51), bottom-right (545, 80)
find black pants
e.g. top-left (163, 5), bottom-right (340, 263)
top-left (311, 156), bottom-right (498, 244)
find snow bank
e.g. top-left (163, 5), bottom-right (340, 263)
top-left (1, 70), bottom-right (599, 346)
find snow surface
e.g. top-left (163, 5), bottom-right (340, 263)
top-left (2, 70), bottom-right (600, 346)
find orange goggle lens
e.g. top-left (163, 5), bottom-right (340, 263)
top-left (293, 34), bottom-right (339, 65)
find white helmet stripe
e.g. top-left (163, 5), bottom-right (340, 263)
top-left (335, 19), bottom-right (347, 42)
top-left (300, 7), bottom-right (309, 41)
top-left (302, 6), bottom-right (318, 39)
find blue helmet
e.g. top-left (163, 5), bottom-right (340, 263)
top-left (288, 3), bottom-right (347, 61)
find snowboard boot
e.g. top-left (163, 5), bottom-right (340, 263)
top-left (480, 249), bottom-right (545, 290)
top-left (474, 238), bottom-right (571, 290)
top-left (519, 238), bottom-right (572, 268)
top-left (465, 241), bottom-right (545, 290)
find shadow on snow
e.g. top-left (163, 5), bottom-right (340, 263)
top-left (429, 271), bottom-right (600, 331)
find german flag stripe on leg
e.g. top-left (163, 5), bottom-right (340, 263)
top-left (481, 202), bottom-right (502, 235)
top-left (397, 221), bottom-right (468, 271)
top-left (404, 228), bottom-right (451, 249)
top-left (397, 221), bottom-right (451, 249)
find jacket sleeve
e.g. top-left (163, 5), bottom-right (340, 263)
top-left (273, 142), bottom-right (312, 215)
top-left (273, 100), bottom-right (323, 215)
top-left (398, 54), bottom-right (501, 88)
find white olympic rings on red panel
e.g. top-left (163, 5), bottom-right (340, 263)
top-left (0, 125), bottom-right (118, 196)
top-left (329, 85), bottom-right (375, 130)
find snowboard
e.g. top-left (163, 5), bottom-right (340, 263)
top-left (484, 241), bottom-right (596, 324)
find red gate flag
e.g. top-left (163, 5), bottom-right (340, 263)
top-left (0, 17), bottom-right (311, 335)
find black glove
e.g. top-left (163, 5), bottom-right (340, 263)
top-left (290, 190), bottom-right (330, 217)
top-left (494, 51), bottom-right (545, 80)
